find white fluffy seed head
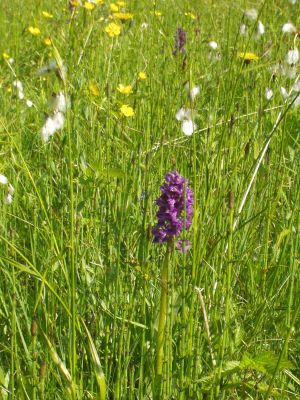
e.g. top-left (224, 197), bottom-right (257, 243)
top-left (13, 80), bottom-right (23, 91)
top-left (4, 193), bottom-right (13, 205)
top-left (286, 48), bottom-right (299, 65)
top-left (182, 120), bottom-right (197, 136)
top-left (26, 99), bottom-right (33, 107)
top-left (208, 41), bottom-right (218, 50)
top-left (244, 8), bottom-right (258, 21)
top-left (265, 88), bottom-right (273, 101)
top-left (0, 175), bottom-right (8, 185)
top-left (282, 22), bottom-right (297, 34)
top-left (280, 86), bottom-right (289, 99)
top-left (256, 20), bottom-right (265, 37)
top-left (176, 107), bottom-right (192, 121)
top-left (190, 86), bottom-right (200, 101)
top-left (239, 24), bottom-right (247, 36)
top-left (50, 92), bottom-right (67, 113)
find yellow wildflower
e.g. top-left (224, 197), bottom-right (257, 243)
top-left (43, 37), bottom-right (52, 46)
top-left (117, 1), bottom-right (125, 6)
top-left (110, 3), bottom-right (119, 12)
top-left (113, 12), bottom-right (133, 20)
top-left (83, 2), bottom-right (95, 10)
top-left (117, 84), bottom-right (133, 95)
top-left (238, 52), bottom-right (259, 62)
top-left (185, 12), bottom-right (196, 19)
top-left (7, 86), bottom-right (12, 93)
top-left (154, 11), bottom-right (162, 16)
top-left (42, 11), bottom-right (53, 18)
top-left (120, 104), bottom-right (134, 117)
top-left (2, 52), bottom-right (10, 60)
top-left (138, 71), bottom-right (147, 80)
top-left (105, 22), bottom-right (121, 37)
top-left (28, 26), bottom-right (41, 36)
top-left (89, 82), bottom-right (100, 96)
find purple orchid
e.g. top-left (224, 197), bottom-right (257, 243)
top-left (153, 171), bottom-right (194, 244)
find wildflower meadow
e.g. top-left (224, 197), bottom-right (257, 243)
top-left (1, 0), bottom-right (300, 398)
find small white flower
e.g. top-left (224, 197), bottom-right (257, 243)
top-left (4, 193), bottom-right (13, 205)
top-left (50, 92), bottom-right (67, 113)
top-left (26, 99), bottom-right (33, 107)
top-left (0, 175), bottom-right (8, 185)
top-left (255, 20), bottom-right (265, 37)
top-left (239, 23), bottom-right (247, 36)
top-left (244, 8), bottom-right (258, 21)
top-left (189, 86), bottom-right (200, 101)
top-left (265, 88), bottom-right (273, 101)
top-left (182, 119), bottom-right (197, 136)
top-left (176, 107), bottom-right (192, 121)
top-left (141, 22), bottom-right (148, 29)
top-left (280, 86), bottom-right (289, 99)
top-left (286, 48), bottom-right (299, 65)
top-left (208, 41), bottom-right (218, 50)
top-left (282, 22), bottom-right (297, 34)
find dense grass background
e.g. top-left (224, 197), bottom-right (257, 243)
top-left (0, 0), bottom-right (300, 398)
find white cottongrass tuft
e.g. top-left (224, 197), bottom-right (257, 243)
top-left (239, 24), bottom-right (247, 36)
top-left (181, 119), bottom-right (197, 136)
top-left (189, 86), bottom-right (200, 101)
top-left (208, 41), bottom-right (218, 50)
top-left (282, 22), bottom-right (297, 34)
top-left (244, 9), bottom-right (258, 21)
top-left (50, 92), bottom-right (67, 113)
top-left (4, 193), bottom-right (13, 205)
top-left (286, 48), bottom-right (299, 65)
top-left (265, 88), bottom-right (273, 101)
top-left (41, 112), bottom-right (65, 143)
top-left (13, 79), bottom-right (25, 100)
top-left (26, 99), bottom-right (33, 108)
top-left (280, 86), bottom-right (289, 99)
top-left (176, 107), bottom-right (192, 121)
top-left (255, 20), bottom-right (265, 37)
top-left (0, 175), bottom-right (8, 185)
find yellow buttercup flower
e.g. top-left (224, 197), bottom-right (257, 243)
top-left (105, 22), bottom-right (121, 37)
top-left (120, 104), bottom-right (134, 117)
top-left (117, 84), bottom-right (133, 95)
top-left (43, 37), bottom-right (52, 46)
top-left (28, 26), bottom-right (41, 36)
top-left (113, 12), bottom-right (133, 20)
top-left (185, 12), bottom-right (196, 19)
top-left (88, 82), bottom-right (100, 96)
top-left (42, 11), bottom-right (53, 18)
top-left (2, 52), bottom-right (10, 60)
top-left (117, 1), bottom-right (125, 6)
top-left (138, 71), bottom-right (147, 80)
top-left (110, 3), bottom-right (119, 12)
top-left (154, 11), bottom-right (162, 16)
top-left (84, 2), bottom-right (95, 10)
top-left (238, 52), bottom-right (259, 62)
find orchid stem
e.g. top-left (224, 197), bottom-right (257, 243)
top-left (154, 241), bottom-right (171, 398)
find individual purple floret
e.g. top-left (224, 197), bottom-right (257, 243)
top-left (153, 171), bottom-right (194, 244)
top-left (173, 27), bottom-right (187, 55)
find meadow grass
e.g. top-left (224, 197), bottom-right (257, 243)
top-left (0, 0), bottom-right (300, 398)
